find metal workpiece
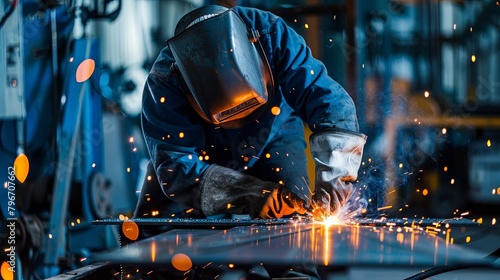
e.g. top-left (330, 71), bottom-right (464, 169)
top-left (88, 222), bottom-right (490, 270)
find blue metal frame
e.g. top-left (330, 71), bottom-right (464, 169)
top-left (43, 37), bottom-right (105, 276)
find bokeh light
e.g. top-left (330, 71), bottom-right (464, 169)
top-left (122, 220), bottom-right (139, 241)
top-left (171, 253), bottom-right (192, 271)
top-left (14, 153), bottom-right (29, 183)
top-left (76, 59), bottom-right (95, 83)
top-left (1, 261), bottom-right (13, 280)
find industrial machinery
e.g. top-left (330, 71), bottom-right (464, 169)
top-left (1, 1), bottom-right (127, 279)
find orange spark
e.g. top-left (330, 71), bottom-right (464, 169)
top-left (271, 106), bottom-right (281, 115)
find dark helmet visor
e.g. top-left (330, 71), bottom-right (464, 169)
top-left (167, 8), bottom-right (274, 128)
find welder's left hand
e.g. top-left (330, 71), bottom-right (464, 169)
top-left (199, 164), bottom-right (307, 219)
top-left (310, 129), bottom-right (367, 216)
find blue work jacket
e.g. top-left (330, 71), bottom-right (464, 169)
top-left (140, 6), bottom-right (360, 218)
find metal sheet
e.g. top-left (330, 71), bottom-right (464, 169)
top-left (88, 222), bottom-right (490, 269)
top-left (92, 217), bottom-right (289, 228)
top-left (93, 217), bottom-right (479, 228)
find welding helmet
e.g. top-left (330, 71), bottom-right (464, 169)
top-left (167, 5), bottom-right (274, 128)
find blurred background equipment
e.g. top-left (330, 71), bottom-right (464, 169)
top-left (1, 0), bottom-right (138, 278)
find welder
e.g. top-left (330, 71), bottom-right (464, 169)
top-left (135, 4), bottom-right (366, 226)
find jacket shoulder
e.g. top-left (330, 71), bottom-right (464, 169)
top-left (231, 6), bottom-right (279, 35)
top-left (149, 46), bottom-right (176, 77)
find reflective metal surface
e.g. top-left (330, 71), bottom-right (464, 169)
top-left (89, 223), bottom-right (491, 269)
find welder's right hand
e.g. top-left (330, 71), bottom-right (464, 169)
top-left (310, 129), bottom-right (367, 216)
top-left (259, 185), bottom-right (307, 219)
top-left (199, 164), bottom-right (307, 219)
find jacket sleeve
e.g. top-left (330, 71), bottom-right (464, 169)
top-left (268, 17), bottom-right (360, 134)
top-left (141, 53), bottom-right (209, 215)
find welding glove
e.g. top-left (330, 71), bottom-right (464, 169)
top-left (199, 164), bottom-right (307, 219)
top-left (310, 129), bottom-right (367, 215)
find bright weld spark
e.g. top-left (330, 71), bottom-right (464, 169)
top-left (310, 192), bottom-right (366, 226)
top-left (425, 226), bottom-right (441, 232)
top-left (318, 215), bottom-right (343, 226)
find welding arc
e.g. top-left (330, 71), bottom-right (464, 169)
top-left (403, 247), bottom-right (500, 280)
